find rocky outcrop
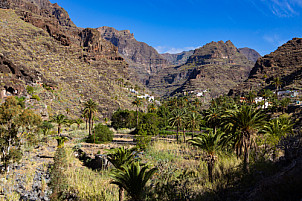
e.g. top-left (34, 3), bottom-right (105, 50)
top-left (0, 0), bottom-right (76, 28)
top-left (0, 54), bottom-right (53, 96)
top-left (161, 50), bottom-right (194, 66)
top-left (0, 3), bottom-right (137, 117)
top-left (98, 26), bottom-right (169, 84)
top-left (148, 41), bottom-right (254, 99)
top-left (230, 38), bottom-right (302, 96)
top-left (239, 47), bottom-right (261, 63)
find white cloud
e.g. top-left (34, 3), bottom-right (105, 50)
top-left (155, 46), bottom-right (200, 54)
top-left (263, 0), bottom-right (300, 17)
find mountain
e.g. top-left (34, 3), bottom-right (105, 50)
top-left (147, 40), bottom-right (254, 100)
top-left (0, 0), bottom-right (140, 117)
top-left (239, 47), bottom-right (261, 63)
top-left (230, 38), bottom-right (302, 96)
top-left (161, 50), bottom-right (194, 66)
top-left (98, 26), bottom-right (169, 84)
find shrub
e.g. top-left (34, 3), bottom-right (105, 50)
top-left (86, 124), bottom-right (113, 143)
top-left (111, 109), bottom-right (136, 129)
top-left (26, 85), bottom-right (34, 95)
top-left (32, 94), bottom-right (40, 101)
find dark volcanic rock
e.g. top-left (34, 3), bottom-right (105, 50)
top-left (0, 1), bottom-right (138, 117)
top-left (239, 47), bottom-right (261, 63)
top-left (161, 50), bottom-right (194, 66)
top-left (231, 38), bottom-right (302, 96)
top-left (98, 26), bottom-right (169, 84)
top-left (148, 40), bottom-right (254, 99)
top-left (0, 54), bottom-right (52, 95)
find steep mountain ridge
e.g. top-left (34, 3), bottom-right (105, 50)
top-left (230, 38), bottom-right (302, 96)
top-left (239, 47), bottom-right (261, 63)
top-left (161, 50), bottom-right (194, 66)
top-left (148, 40), bottom-right (254, 99)
top-left (98, 26), bottom-right (169, 84)
top-left (0, 1), bottom-right (139, 117)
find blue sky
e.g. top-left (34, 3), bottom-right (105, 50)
top-left (50, 0), bottom-right (302, 55)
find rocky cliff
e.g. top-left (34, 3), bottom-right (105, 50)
top-left (148, 40), bottom-right (254, 99)
top-left (0, 1), bottom-right (140, 117)
top-left (230, 38), bottom-right (302, 96)
top-left (98, 26), bottom-right (169, 84)
top-left (239, 47), bottom-right (261, 63)
top-left (161, 50), bottom-right (194, 66)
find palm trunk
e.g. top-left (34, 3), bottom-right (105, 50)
top-left (183, 127), bottom-right (186, 143)
top-left (88, 114), bottom-right (92, 136)
top-left (207, 159), bottom-right (214, 183)
top-left (58, 124), bottom-right (61, 136)
top-left (243, 145), bottom-right (250, 172)
top-left (136, 108), bottom-right (139, 127)
top-left (119, 187), bottom-right (124, 201)
top-left (176, 125), bottom-right (179, 143)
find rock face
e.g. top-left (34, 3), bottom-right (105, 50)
top-left (239, 47), bottom-right (261, 63)
top-left (161, 50), bottom-right (194, 66)
top-left (148, 40), bottom-right (254, 99)
top-left (98, 26), bottom-right (169, 84)
top-left (0, 54), bottom-right (53, 96)
top-left (230, 38), bottom-right (302, 96)
top-left (0, 0), bottom-right (139, 117)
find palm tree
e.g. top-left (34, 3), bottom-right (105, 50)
top-left (169, 108), bottom-right (185, 143)
top-left (204, 106), bottom-right (221, 134)
top-left (107, 147), bottom-right (137, 201)
top-left (221, 105), bottom-right (267, 172)
top-left (280, 98), bottom-right (291, 113)
top-left (188, 131), bottom-right (221, 182)
top-left (186, 111), bottom-right (202, 139)
top-left (246, 90), bottom-right (257, 104)
top-left (259, 89), bottom-right (273, 108)
top-left (132, 97), bottom-right (143, 127)
top-left (110, 162), bottom-right (157, 201)
top-left (51, 114), bottom-right (68, 136)
top-left (262, 117), bottom-right (293, 160)
top-left (83, 99), bottom-right (98, 136)
top-left (148, 103), bottom-right (157, 113)
top-left (272, 77), bottom-right (283, 94)
top-left (74, 118), bottom-right (84, 129)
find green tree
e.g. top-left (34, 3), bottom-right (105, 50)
top-left (86, 124), bottom-right (113, 143)
top-left (222, 105), bottom-right (267, 171)
top-left (83, 99), bottom-right (98, 136)
top-left (188, 131), bottom-right (221, 182)
top-left (132, 97), bottom-right (143, 127)
top-left (107, 147), bottom-right (137, 201)
top-left (110, 162), bottom-right (157, 201)
top-left (245, 90), bottom-right (257, 105)
top-left (51, 114), bottom-right (68, 136)
top-left (262, 117), bottom-right (293, 159)
top-left (0, 97), bottom-right (41, 172)
top-left (169, 108), bottom-right (185, 143)
top-left (272, 77), bottom-right (282, 93)
top-left (74, 118), bottom-right (84, 129)
top-left (111, 109), bottom-right (136, 129)
top-left (147, 103), bottom-right (157, 113)
top-left (204, 106), bottom-right (221, 134)
top-left (259, 89), bottom-right (273, 108)
top-left (39, 121), bottom-right (54, 136)
top-left (186, 111), bottom-right (202, 139)
top-left (280, 98), bottom-right (291, 113)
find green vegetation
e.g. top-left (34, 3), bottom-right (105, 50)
top-left (86, 124), bottom-right (113, 144)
